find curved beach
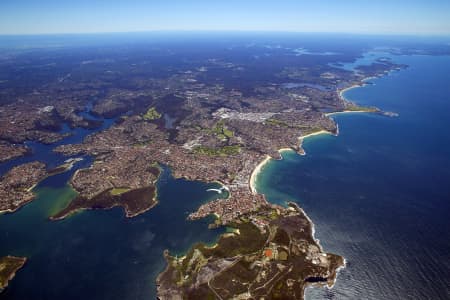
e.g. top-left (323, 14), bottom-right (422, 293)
top-left (249, 155), bottom-right (271, 194)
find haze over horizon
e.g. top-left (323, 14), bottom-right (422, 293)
top-left (1, 0), bottom-right (450, 36)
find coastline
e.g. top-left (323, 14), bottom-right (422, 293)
top-left (50, 164), bottom-right (162, 221)
top-left (338, 84), bottom-right (361, 100)
top-left (244, 73), bottom-right (401, 296)
top-left (293, 202), bottom-right (346, 295)
top-left (247, 85), bottom-right (369, 292)
top-left (0, 208), bottom-right (14, 215)
top-left (0, 195), bottom-right (38, 216)
top-left (301, 78), bottom-right (381, 299)
top-left (338, 75), bottom-right (378, 101)
top-left (337, 74), bottom-right (383, 104)
top-left (299, 130), bottom-right (331, 140)
top-left (1, 157), bottom-right (86, 217)
top-left (50, 187), bottom-right (159, 221)
top-left (325, 110), bottom-right (372, 117)
top-left (249, 83), bottom-right (371, 224)
top-left (0, 256), bottom-right (27, 292)
top-left (297, 130), bottom-right (335, 156)
top-left (327, 258), bottom-right (347, 289)
top-left (249, 155), bottom-right (271, 194)
top-left (249, 130), bottom-right (335, 194)
top-left (157, 56), bottom-right (410, 299)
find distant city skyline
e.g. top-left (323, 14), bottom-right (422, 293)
top-left (1, 0), bottom-right (450, 35)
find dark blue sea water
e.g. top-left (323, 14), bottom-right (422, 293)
top-left (0, 168), bottom-right (225, 299)
top-left (0, 106), bottom-right (225, 299)
top-left (257, 54), bottom-right (450, 299)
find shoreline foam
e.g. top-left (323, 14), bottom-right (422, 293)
top-left (327, 258), bottom-right (347, 289)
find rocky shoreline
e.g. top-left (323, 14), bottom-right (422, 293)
top-left (0, 256), bottom-right (27, 293)
top-left (157, 202), bottom-right (344, 299)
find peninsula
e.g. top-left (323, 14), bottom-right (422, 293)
top-left (0, 162), bottom-right (47, 213)
top-left (157, 202), bottom-right (344, 299)
top-left (0, 256), bottom-right (27, 293)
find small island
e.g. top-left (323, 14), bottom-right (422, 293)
top-left (0, 256), bottom-right (27, 293)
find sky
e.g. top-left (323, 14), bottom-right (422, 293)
top-left (1, 0), bottom-right (450, 35)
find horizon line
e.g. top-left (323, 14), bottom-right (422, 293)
top-left (1, 29), bottom-right (450, 38)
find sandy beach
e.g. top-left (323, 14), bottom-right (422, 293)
top-left (0, 208), bottom-right (13, 215)
top-left (278, 147), bottom-right (293, 153)
top-left (338, 75), bottom-right (379, 101)
top-left (299, 130), bottom-right (331, 140)
top-left (249, 155), bottom-right (271, 194)
top-left (338, 84), bottom-right (362, 101)
top-left (325, 110), bottom-right (372, 117)
top-left (298, 130), bottom-right (335, 155)
top-left (249, 130), bottom-right (335, 194)
top-left (26, 183), bottom-right (38, 193)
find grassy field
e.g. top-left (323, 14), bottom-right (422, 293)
top-left (143, 107), bottom-right (162, 120)
top-left (193, 145), bottom-right (240, 156)
top-left (110, 188), bottom-right (130, 195)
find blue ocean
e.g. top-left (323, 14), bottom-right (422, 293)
top-left (257, 54), bottom-right (450, 299)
